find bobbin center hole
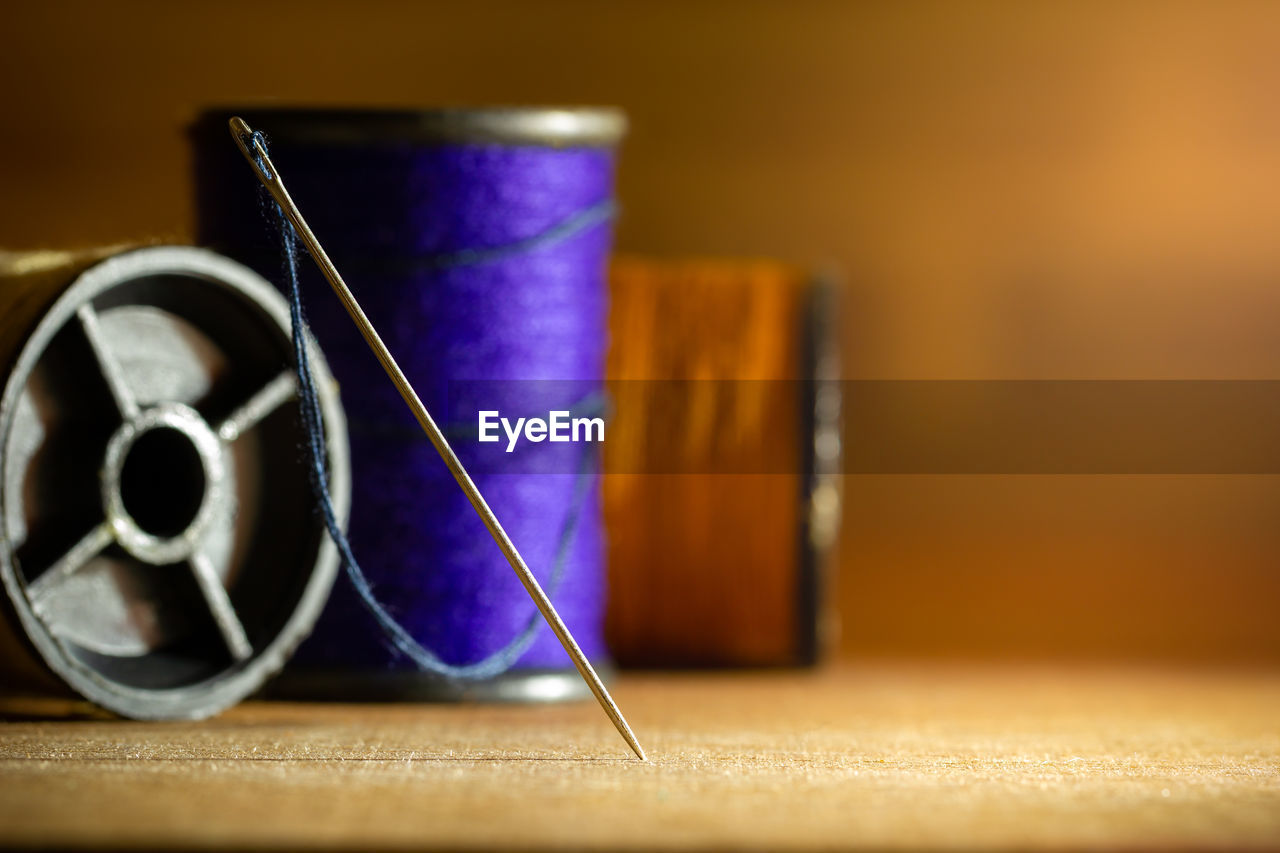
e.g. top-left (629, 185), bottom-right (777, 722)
top-left (119, 427), bottom-right (207, 539)
top-left (102, 403), bottom-right (225, 564)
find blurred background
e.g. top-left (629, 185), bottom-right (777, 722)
top-left (3, 0), bottom-right (1279, 665)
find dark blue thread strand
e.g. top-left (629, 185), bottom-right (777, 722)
top-left (262, 151), bottom-right (607, 680)
top-left (248, 131), bottom-right (275, 182)
top-left (410, 199), bottom-right (617, 270)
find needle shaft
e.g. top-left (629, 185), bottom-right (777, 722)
top-left (228, 117), bottom-right (645, 761)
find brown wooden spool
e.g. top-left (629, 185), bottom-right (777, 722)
top-left (604, 257), bottom-right (841, 667)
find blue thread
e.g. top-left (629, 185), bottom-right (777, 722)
top-left (199, 117), bottom-right (617, 678)
top-left (412, 199), bottom-right (617, 270)
top-left (263, 147), bottom-right (607, 680)
top-left (248, 131), bottom-right (274, 182)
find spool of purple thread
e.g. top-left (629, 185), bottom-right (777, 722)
top-left (191, 108), bottom-right (624, 700)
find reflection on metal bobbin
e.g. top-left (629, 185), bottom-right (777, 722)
top-left (0, 245), bottom-right (350, 719)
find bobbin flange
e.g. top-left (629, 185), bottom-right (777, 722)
top-left (0, 246), bottom-right (349, 719)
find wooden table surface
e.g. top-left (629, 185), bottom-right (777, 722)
top-left (1, 665), bottom-right (1278, 850)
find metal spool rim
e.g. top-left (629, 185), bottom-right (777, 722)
top-left (268, 668), bottom-right (602, 703)
top-left (0, 246), bottom-right (349, 719)
top-left (194, 106), bottom-right (628, 148)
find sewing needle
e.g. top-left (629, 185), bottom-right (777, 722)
top-left (228, 117), bottom-right (646, 762)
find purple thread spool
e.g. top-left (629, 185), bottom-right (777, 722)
top-left (191, 108), bottom-right (624, 700)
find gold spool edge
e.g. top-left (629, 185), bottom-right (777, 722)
top-left (199, 107), bottom-right (627, 148)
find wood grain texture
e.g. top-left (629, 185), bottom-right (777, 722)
top-left (1, 666), bottom-right (1278, 850)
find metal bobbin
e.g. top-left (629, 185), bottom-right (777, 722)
top-left (0, 246), bottom-right (350, 719)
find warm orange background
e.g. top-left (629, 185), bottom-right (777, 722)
top-left (3, 1), bottom-right (1279, 663)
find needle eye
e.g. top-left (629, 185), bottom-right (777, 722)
top-left (227, 118), bottom-right (275, 183)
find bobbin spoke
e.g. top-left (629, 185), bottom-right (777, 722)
top-left (216, 372), bottom-right (297, 442)
top-left (189, 552), bottom-right (252, 661)
top-left (76, 304), bottom-right (140, 420)
top-left (26, 521), bottom-right (115, 612)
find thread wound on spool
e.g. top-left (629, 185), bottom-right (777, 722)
top-left (603, 257), bottom-right (841, 667)
top-left (193, 109), bottom-right (620, 693)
